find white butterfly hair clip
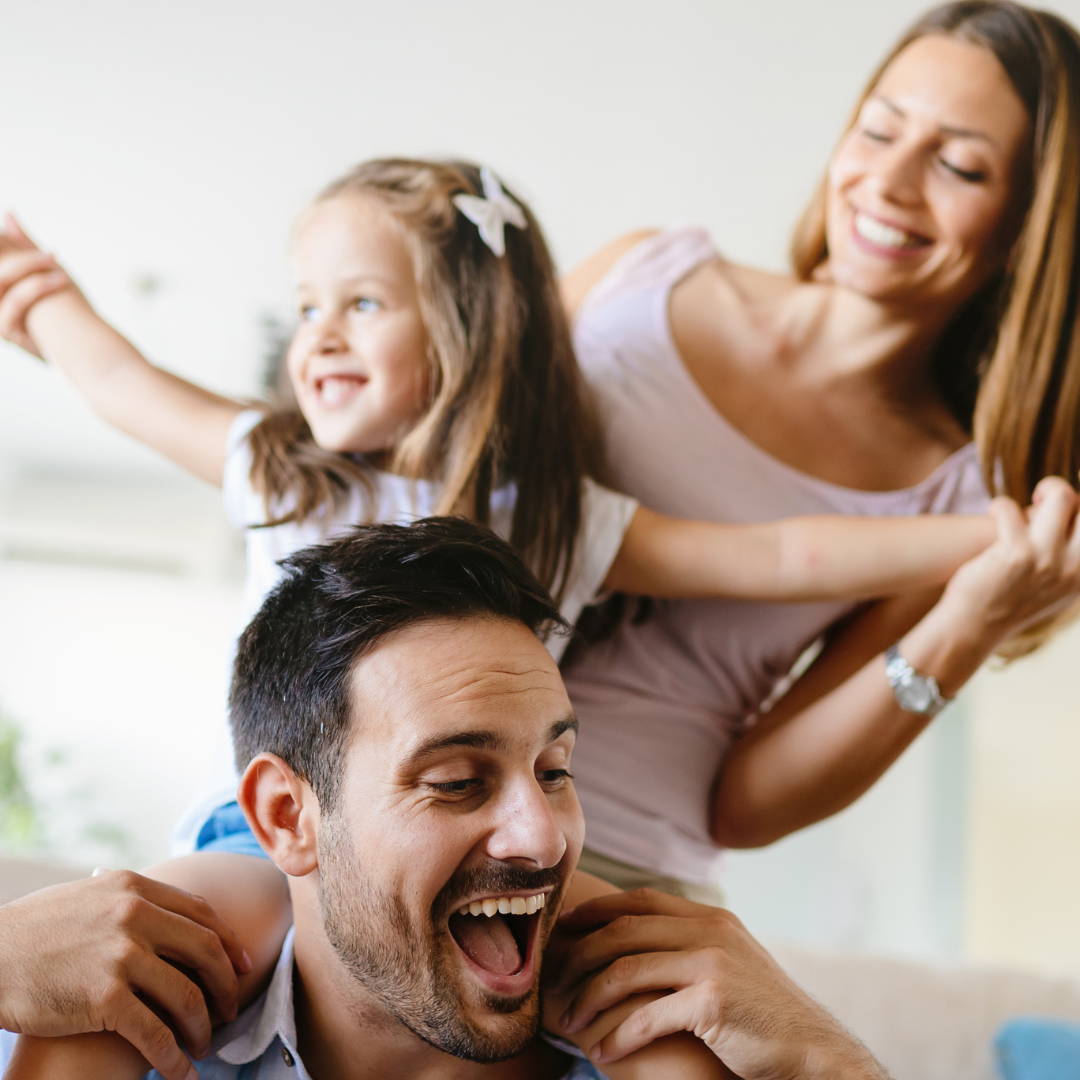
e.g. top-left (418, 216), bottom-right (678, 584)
top-left (452, 167), bottom-right (528, 258)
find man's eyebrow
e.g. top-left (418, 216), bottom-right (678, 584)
top-left (402, 715), bottom-right (578, 771)
top-left (405, 730), bottom-right (509, 768)
top-left (872, 95), bottom-right (998, 145)
top-left (548, 716), bottom-right (578, 742)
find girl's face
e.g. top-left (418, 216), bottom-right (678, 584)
top-left (287, 194), bottom-right (431, 456)
top-left (825, 34), bottom-right (1031, 314)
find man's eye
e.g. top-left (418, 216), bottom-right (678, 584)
top-left (428, 778), bottom-right (483, 796)
top-left (941, 159), bottom-right (985, 182)
top-left (353, 297), bottom-right (380, 313)
top-left (538, 768), bottom-right (573, 788)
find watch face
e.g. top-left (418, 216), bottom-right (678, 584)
top-left (898, 679), bottom-right (934, 713)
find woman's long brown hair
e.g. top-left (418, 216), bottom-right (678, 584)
top-left (791, 1), bottom-right (1080, 658)
top-left (247, 159), bottom-right (600, 601)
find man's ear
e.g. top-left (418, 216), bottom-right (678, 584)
top-left (237, 753), bottom-right (320, 877)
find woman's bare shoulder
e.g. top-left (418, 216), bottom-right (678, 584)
top-left (560, 230), bottom-right (659, 320)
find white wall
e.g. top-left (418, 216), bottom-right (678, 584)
top-left (2, 0), bottom-right (1079, 966)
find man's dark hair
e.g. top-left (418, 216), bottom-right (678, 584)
top-left (230, 517), bottom-right (568, 810)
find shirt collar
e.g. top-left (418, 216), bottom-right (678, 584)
top-left (207, 926), bottom-right (606, 1080)
top-left (213, 926), bottom-right (302, 1070)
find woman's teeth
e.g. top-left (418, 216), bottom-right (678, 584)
top-left (854, 212), bottom-right (924, 250)
top-left (458, 893), bottom-right (546, 917)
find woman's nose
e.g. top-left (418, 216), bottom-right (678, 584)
top-left (484, 779), bottom-right (568, 870)
top-left (868, 141), bottom-right (925, 207)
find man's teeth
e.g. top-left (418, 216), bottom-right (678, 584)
top-left (854, 212), bottom-right (921, 250)
top-left (459, 893), bottom-right (546, 917)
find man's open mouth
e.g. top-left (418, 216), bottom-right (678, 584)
top-left (447, 892), bottom-right (548, 987)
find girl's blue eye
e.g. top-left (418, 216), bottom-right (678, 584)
top-left (300, 305), bottom-right (319, 322)
top-left (354, 297), bottom-right (380, 313)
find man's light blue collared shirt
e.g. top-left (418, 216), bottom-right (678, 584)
top-left (142, 928), bottom-right (608, 1080)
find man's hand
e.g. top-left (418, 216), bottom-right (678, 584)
top-left (0, 870), bottom-right (252, 1080)
top-left (551, 890), bottom-right (889, 1080)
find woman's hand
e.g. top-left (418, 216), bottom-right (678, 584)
top-left (550, 889), bottom-right (886, 1080)
top-left (927, 477), bottom-right (1080, 661)
top-left (0, 870), bottom-right (252, 1080)
top-left (0, 214), bottom-right (75, 358)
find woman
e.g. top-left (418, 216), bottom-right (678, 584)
top-left (560, 0), bottom-right (1080, 900)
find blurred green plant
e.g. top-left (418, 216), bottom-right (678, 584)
top-left (0, 708), bottom-right (41, 851)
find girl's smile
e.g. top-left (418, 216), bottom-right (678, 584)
top-left (287, 193), bottom-right (431, 458)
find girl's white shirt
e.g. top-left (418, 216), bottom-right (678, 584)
top-left (171, 410), bottom-right (638, 855)
top-left (562, 228), bottom-right (991, 886)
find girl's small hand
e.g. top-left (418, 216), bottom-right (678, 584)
top-left (0, 214), bottom-right (75, 358)
top-left (550, 890), bottom-right (886, 1079)
top-left (935, 477), bottom-right (1080, 649)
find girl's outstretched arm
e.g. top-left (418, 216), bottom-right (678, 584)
top-left (605, 503), bottom-right (998, 602)
top-left (0, 215), bottom-right (243, 485)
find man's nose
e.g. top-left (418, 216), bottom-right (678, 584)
top-left (484, 777), bottom-right (567, 870)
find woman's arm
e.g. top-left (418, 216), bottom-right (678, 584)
top-left (713, 478), bottom-right (1080, 848)
top-left (0, 216), bottom-right (243, 485)
top-left (605, 504), bottom-right (996, 603)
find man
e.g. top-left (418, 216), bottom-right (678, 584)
top-left (4, 519), bottom-right (889, 1079)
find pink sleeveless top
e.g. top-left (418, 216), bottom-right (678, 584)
top-left (562, 229), bottom-right (990, 885)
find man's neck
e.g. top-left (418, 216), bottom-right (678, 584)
top-left (290, 914), bottom-right (568, 1080)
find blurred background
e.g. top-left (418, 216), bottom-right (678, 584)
top-left (1, 0), bottom-right (1078, 976)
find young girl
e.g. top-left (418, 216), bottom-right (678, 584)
top-left (0, 158), bottom-right (999, 1077)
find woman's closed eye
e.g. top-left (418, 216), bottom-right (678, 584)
top-left (940, 158), bottom-right (986, 182)
top-left (861, 126), bottom-right (894, 143)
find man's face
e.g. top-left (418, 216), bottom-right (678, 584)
top-left (316, 615), bottom-right (584, 1062)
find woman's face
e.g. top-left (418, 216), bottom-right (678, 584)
top-left (825, 34), bottom-right (1032, 313)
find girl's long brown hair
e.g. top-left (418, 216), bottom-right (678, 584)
top-left (248, 159), bottom-right (600, 600)
top-left (791, 1), bottom-right (1080, 658)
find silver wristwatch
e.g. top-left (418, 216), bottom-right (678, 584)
top-left (884, 645), bottom-right (952, 717)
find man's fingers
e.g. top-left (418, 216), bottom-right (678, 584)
top-left (559, 887), bottom-right (701, 931)
top-left (589, 985), bottom-right (716, 1064)
top-left (561, 949), bottom-right (696, 1032)
top-left (132, 875), bottom-right (252, 976)
top-left (127, 954), bottom-right (213, 1058)
top-left (120, 902), bottom-right (239, 1023)
top-left (111, 996), bottom-right (196, 1080)
top-left (553, 913), bottom-right (721, 992)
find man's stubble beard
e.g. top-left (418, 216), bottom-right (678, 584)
top-left (317, 810), bottom-right (552, 1064)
